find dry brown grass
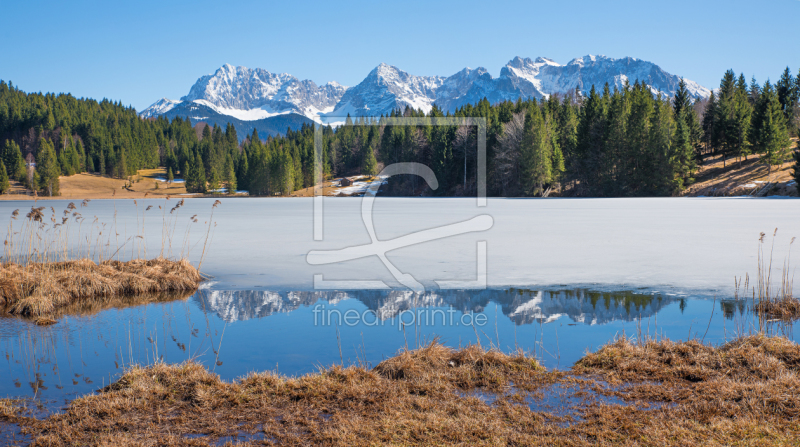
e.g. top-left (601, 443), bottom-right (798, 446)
top-left (0, 169), bottom-right (195, 201)
top-left (574, 334), bottom-right (800, 442)
top-left (0, 257), bottom-right (203, 317)
top-left (754, 298), bottom-right (800, 320)
top-left (0, 399), bottom-right (23, 419)
top-left (685, 150), bottom-right (797, 197)
top-left (13, 343), bottom-right (561, 446)
top-left (9, 337), bottom-right (800, 446)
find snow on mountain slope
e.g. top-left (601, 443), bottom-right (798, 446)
top-left (325, 63), bottom-right (444, 118)
top-left (141, 56), bottom-right (711, 134)
top-left (139, 98), bottom-right (181, 118)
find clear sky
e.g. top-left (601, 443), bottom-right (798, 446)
top-left (2, 0), bottom-right (798, 111)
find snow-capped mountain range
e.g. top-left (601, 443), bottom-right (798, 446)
top-left (141, 55), bottom-right (711, 136)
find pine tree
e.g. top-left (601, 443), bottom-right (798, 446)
top-left (280, 150), bottom-right (294, 195)
top-left (702, 91), bottom-right (718, 157)
top-left (208, 167), bottom-right (220, 193)
top-left (75, 139), bottom-right (85, 173)
top-left (237, 150), bottom-right (249, 191)
top-left (36, 138), bottom-right (60, 196)
top-left (673, 78), bottom-right (692, 118)
top-left (2, 140), bottom-right (26, 181)
top-left (792, 144), bottom-right (800, 195)
top-left (0, 161), bottom-right (10, 194)
top-left (520, 105), bottom-right (553, 196)
top-left (195, 154), bottom-right (207, 193)
top-left (672, 108), bottom-right (696, 192)
top-left (183, 161), bottom-right (193, 191)
top-left (362, 144), bottom-right (378, 176)
top-left (756, 84), bottom-right (791, 177)
top-left (44, 107), bottom-right (55, 130)
top-left (223, 154), bottom-right (236, 193)
top-left (167, 167), bottom-right (174, 184)
top-left (673, 78), bottom-right (703, 162)
top-left (648, 95), bottom-right (677, 196)
top-left (749, 77), bottom-right (761, 106)
top-left (776, 67), bottom-right (796, 122)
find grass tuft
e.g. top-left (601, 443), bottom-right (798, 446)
top-left (0, 258), bottom-right (202, 317)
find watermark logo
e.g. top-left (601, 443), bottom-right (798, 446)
top-left (312, 305), bottom-right (489, 329)
top-left (307, 117), bottom-right (491, 292)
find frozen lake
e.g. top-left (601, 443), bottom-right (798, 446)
top-left (2, 197), bottom-right (796, 296)
top-left (0, 196), bottom-right (798, 411)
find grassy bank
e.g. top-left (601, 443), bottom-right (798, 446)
top-left (2, 334), bottom-right (798, 446)
top-left (0, 258), bottom-right (202, 317)
top-left (0, 199), bottom-right (218, 321)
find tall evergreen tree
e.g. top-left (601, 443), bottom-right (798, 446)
top-left (702, 91), bottom-right (718, 157)
top-left (792, 144), bottom-right (800, 195)
top-left (0, 161), bottom-right (9, 194)
top-left (223, 154), bottom-right (236, 193)
top-left (673, 78), bottom-right (703, 162)
top-left (208, 167), bottom-right (220, 193)
top-left (776, 67), bottom-right (796, 122)
top-left (520, 105), bottom-right (554, 196)
top-left (754, 83), bottom-right (791, 177)
top-left (362, 144), bottom-right (378, 176)
top-left (36, 138), bottom-right (60, 196)
top-left (1, 139), bottom-right (26, 181)
top-left (672, 107), bottom-right (697, 191)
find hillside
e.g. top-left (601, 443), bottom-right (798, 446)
top-left (684, 144), bottom-right (798, 197)
top-left (0, 169), bottom-right (191, 200)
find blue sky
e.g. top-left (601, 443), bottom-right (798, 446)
top-left (2, 0), bottom-right (798, 111)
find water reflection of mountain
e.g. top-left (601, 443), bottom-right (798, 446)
top-left (192, 288), bottom-right (675, 325)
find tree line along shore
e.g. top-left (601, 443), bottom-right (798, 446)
top-left (1, 66), bottom-right (799, 199)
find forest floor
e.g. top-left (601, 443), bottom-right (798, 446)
top-left (684, 142), bottom-right (798, 197)
top-left (291, 175), bottom-right (379, 197)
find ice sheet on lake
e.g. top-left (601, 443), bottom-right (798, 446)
top-left (3, 197), bottom-right (797, 298)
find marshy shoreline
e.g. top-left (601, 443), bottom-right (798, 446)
top-left (1, 333), bottom-right (799, 446)
top-left (0, 257), bottom-right (203, 320)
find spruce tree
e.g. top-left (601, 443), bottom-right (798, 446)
top-left (36, 138), bottom-right (60, 196)
top-left (2, 140), bottom-right (26, 181)
top-left (749, 76), bottom-right (761, 106)
top-left (756, 85), bottom-right (791, 177)
top-left (520, 105), bottom-right (553, 196)
top-left (223, 154), bottom-right (236, 193)
top-left (167, 167), bottom-right (174, 184)
top-left (792, 145), bottom-right (800, 195)
top-left (672, 108), bottom-right (696, 192)
top-left (702, 91), bottom-right (718, 157)
top-left (672, 78), bottom-right (692, 118)
top-left (195, 154), bottom-right (207, 193)
top-left (776, 67), bottom-right (796, 122)
top-left (0, 161), bottom-right (10, 194)
top-left (362, 144), bottom-right (378, 176)
top-left (208, 167), bottom-right (220, 193)
top-left (183, 161), bottom-right (193, 191)
top-left (237, 150), bottom-right (249, 191)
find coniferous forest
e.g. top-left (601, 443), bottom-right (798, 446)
top-left (1, 67), bottom-right (798, 198)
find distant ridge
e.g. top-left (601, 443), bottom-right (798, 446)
top-left (142, 55), bottom-right (712, 136)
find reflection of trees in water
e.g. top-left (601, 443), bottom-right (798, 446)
top-left (193, 288), bottom-right (676, 326)
top-left (719, 299), bottom-right (748, 320)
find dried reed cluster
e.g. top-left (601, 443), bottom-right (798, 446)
top-left (0, 258), bottom-right (202, 316)
top-left (751, 231), bottom-right (799, 321)
top-left (1, 197), bottom-right (215, 319)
